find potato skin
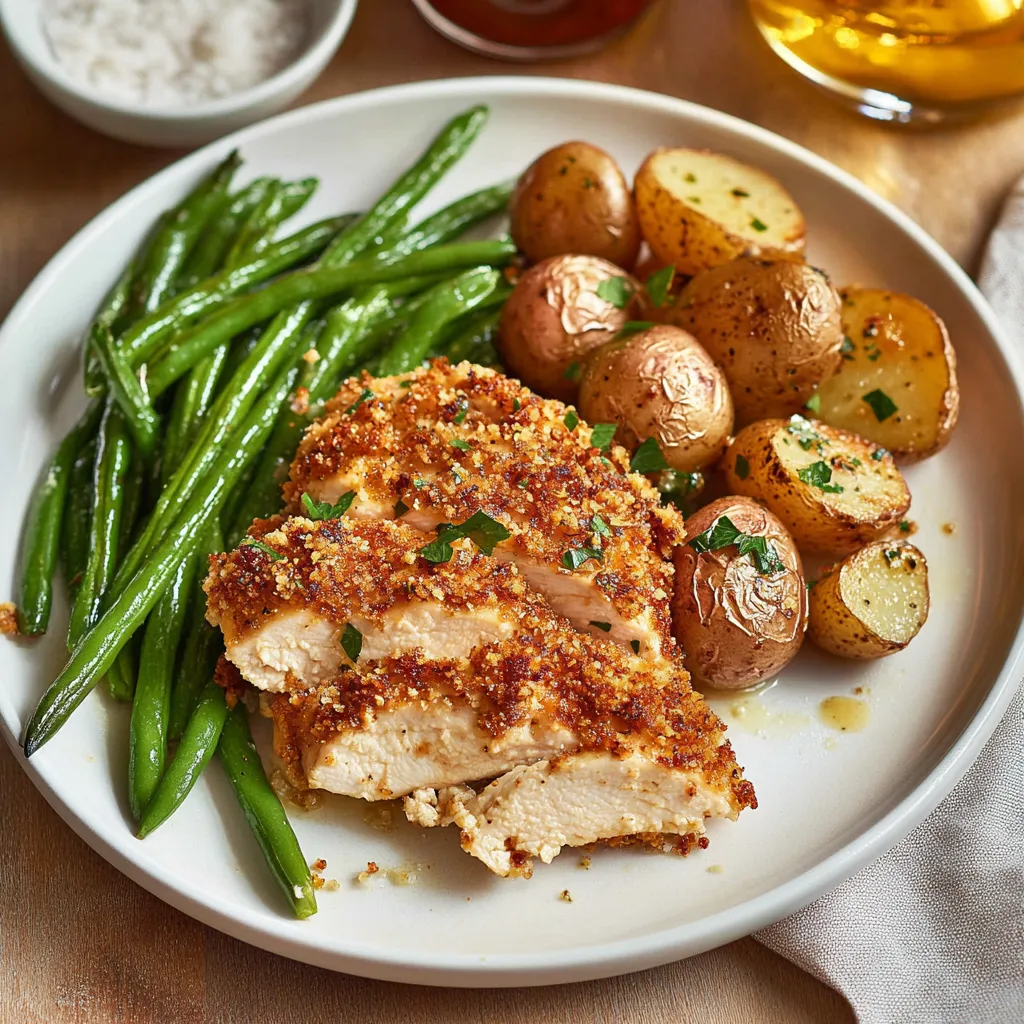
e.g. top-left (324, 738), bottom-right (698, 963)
top-left (578, 325), bottom-right (734, 473)
top-left (672, 496), bottom-right (807, 691)
top-left (511, 142), bottom-right (641, 269)
top-left (668, 256), bottom-right (843, 425)
top-left (722, 417), bottom-right (911, 556)
top-left (498, 255), bottom-right (644, 402)
top-left (809, 541), bottom-right (929, 659)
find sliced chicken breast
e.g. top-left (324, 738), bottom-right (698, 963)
top-left (205, 515), bottom-right (548, 692)
top-left (410, 752), bottom-right (738, 878)
top-left (284, 360), bottom-right (685, 658)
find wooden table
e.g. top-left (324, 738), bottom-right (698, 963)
top-left (3, 2), bottom-right (1023, 1021)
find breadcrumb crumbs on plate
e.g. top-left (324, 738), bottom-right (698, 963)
top-left (942, 522), bottom-right (956, 535)
top-left (302, 348), bottom-right (320, 365)
top-left (0, 603), bottom-right (18, 637)
top-left (559, 889), bottom-right (573, 903)
top-left (578, 855), bottom-right (591, 870)
top-left (706, 865), bottom-right (724, 874)
top-left (325, 879), bottom-right (341, 892)
top-left (356, 861), bottom-right (380, 883)
top-left (311, 858), bottom-right (327, 872)
top-left (312, 876), bottom-right (325, 890)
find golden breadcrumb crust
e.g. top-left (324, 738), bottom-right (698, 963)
top-left (284, 360), bottom-right (685, 644)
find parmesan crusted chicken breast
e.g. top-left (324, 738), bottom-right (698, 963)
top-left (284, 360), bottom-right (685, 658)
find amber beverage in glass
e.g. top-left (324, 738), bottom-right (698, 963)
top-left (748, 0), bottom-right (1024, 122)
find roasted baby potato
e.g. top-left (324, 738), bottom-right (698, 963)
top-left (722, 416), bottom-right (911, 556)
top-left (578, 325), bottom-right (734, 473)
top-left (668, 256), bottom-right (843, 425)
top-left (673, 495), bottom-right (807, 691)
top-left (511, 141), bottom-right (641, 269)
top-left (498, 255), bottom-right (645, 402)
top-left (634, 148), bottom-right (806, 276)
top-left (809, 541), bottom-right (929, 658)
top-left (814, 287), bottom-right (959, 462)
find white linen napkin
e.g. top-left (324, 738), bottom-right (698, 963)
top-left (755, 179), bottom-right (1024, 1024)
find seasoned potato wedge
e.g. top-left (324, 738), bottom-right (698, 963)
top-left (722, 416), bottom-right (911, 555)
top-left (809, 541), bottom-right (929, 658)
top-left (578, 325), bottom-right (734, 473)
top-left (634, 148), bottom-right (806, 276)
top-left (814, 287), bottom-right (959, 461)
top-left (668, 256), bottom-right (843, 425)
top-left (673, 496), bottom-right (807, 690)
top-left (511, 141), bottom-right (641, 269)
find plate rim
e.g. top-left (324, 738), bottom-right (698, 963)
top-left (3, 74), bottom-right (1024, 987)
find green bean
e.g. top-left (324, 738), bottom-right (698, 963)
top-left (119, 215), bottom-right (352, 370)
top-left (82, 261), bottom-right (136, 398)
top-left (90, 326), bottom-right (159, 461)
top-left (320, 105), bottom-right (489, 268)
top-left (128, 552), bottom-right (194, 820)
top-left (117, 453), bottom-right (147, 554)
top-left (67, 403), bottom-right (133, 649)
top-left (161, 344), bottom-right (230, 486)
top-left (111, 304), bottom-right (313, 597)
top-left (16, 402), bottom-right (102, 636)
top-left (168, 521), bottom-right (225, 741)
top-left (217, 706), bottom-right (317, 919)
top-left (23, 364), bottom-right (297, 757)
top-left (107, 642), bottom-right (137, 703)
top-left (226, 178), bottom-right (318, 267)
top-left (130, 151), bottom-right (241, 316)
top-left (145, 240), bottom-right (516, 397)
top-left (376, 267), bottom-right (501, 376)
top-left (138, 680), bottom-right (229, 838)
top-left (60, 437), bottom-right (96, 600)
top-left (180, 178), bottom-right (273, 286)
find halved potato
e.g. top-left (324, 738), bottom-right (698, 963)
top-left (814, 287), bottom-right (959, 462)
top-left (673, 495), bottom-right (807, 691)
top-left (634, 148), bottom-right (806, 276)
top-left (721, 416), bottom-right (911, 555)
top-left (808, 541), bottom-right (929, 658)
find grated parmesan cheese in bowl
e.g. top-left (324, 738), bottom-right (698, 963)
top-left (41, 0), bottom-right (312, 108)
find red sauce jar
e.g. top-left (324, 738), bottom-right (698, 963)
top-left (411, 0), bottom-right (656, 60)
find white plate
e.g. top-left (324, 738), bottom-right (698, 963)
top-left (2, 77), bottom-right (1023, 988)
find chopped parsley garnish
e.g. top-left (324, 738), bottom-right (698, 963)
top-left (394, 499), bottom-right (409, 517)
top-left (241, 537), bottom-right (283, 561)
top-left (731, 187), bottom-right (750, 197)
top-left (863, 388), bottom-right (898, 422)
top-left (688, 515), bottom-right (785, 575)
top-left (413, 478), bottom-right (427, 489)
top-left (589, 620), bottom-right (612, 632)
top-left (629, 436), bottom-right (669, 474)
top-left (596, 276), bottom-right (634, 309)
top-left (418, 511), bottom-right (511, 563)
top-left (868, 351), bottom-right (881, 362)
top-left (452, 468), bottom-right (463, 484)
top-left (453, 401), bottom-right (469, 424)
top-left (804, 392), bottom-right (821, 413)
top-left (750, 217), bottom-right (769, 233)
top-left (561, 547), bottom-right (603, 571)
top-left (589, 422), bottom-right (617, 451)
top-left (301, 490), bottom-right (356, 521)
top-left (684, 172), bottom-right (697, 183)
top-left (563, 362), bottom-right (582, 382)
top-left (615, 320), bottom-right (655, 341)
top-left (591, 514), bottom-right (612, 538)
top-left (341, 623), bottom-right (363, 663)
top-left (786, 415), bottom-right (822, 451)
top-left (735, 454), bottom-right (750, 480)
top-left (645, 265), bottom-right (675, 308)
top-left (512, 397), bottom-right (521, 411)
top-left (399, 380), bottom-right (413, 388)
top-left (657, 469), bottom-right (704, 510)
top-left (564, 409), bottom-right (579, 431)
top-left (899, 520), bottom-right (911, 532)
top-left (841, 335), bottom-right (856, 359)
top-left (630, 640), bottom-right (641, 655)
top-left (798, 461), bottom-right (843, 493)
top-left (343, 388), bottom-right (374, 415)
top-left (882, 547), bottom-right (903, 566)
top-left (450, 438), bottom-right (471, 451)
top-left (871, 447), bottom-right (890, 461)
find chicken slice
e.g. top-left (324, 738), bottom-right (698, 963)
top-left (284, 360), bottom-right (685, 658)
top-left (412, 752), bottom-right (736, 878)
top-left (204, 515), bottom-right (548, 692)
top-left (265, 609), bottom-right (756, 860)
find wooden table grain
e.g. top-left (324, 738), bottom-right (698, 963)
top-left (4, 2), bottom-right (1023, 1021)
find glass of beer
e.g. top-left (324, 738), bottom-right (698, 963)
top-left (748, 1), bottom-right (1024, 122)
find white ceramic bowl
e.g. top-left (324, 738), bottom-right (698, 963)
top-left (0, 0), bottom-right (358, 147)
